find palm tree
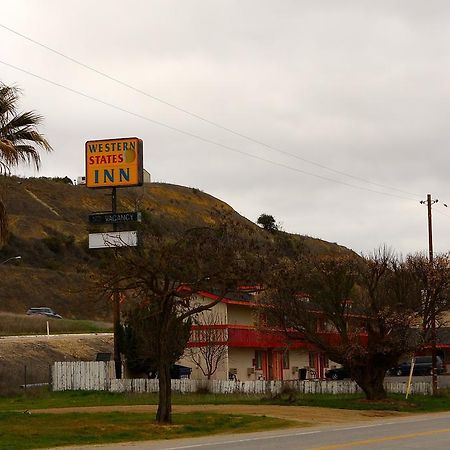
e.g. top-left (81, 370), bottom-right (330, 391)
top-left (0, 82), bottom-right (52, 242)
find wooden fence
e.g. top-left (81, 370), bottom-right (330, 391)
top-left (52, 361), bottom-right (432, 395)
top-left (52, 361), bottom-right (115, 391)
top-left (109, 378), bottom-right (432, 395)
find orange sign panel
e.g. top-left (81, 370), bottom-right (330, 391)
top-left (85, 137), bottom-right (143, 188)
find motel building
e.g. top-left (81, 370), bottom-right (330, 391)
top-left (177, 291), bottom-right (450, 380)
top-left (178, 289), bottom-right (337, 381)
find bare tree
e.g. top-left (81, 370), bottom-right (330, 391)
top-left (187, 311), bottom-right (228, 380)
top-left (100, 223), bottom-right (269, 423)
top-left (262, 249), bottom-right (426, 400)
top-left (406, 253), bottom-right (450, 333)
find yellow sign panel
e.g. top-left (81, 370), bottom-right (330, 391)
top-left (85, 137), bottom-right (143, 188)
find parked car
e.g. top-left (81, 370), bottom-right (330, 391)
top-left (26, 307), bottom-right (62, 319)
top-left (170, 364), bottom-right (192, 379)
top-left (147, 364), bottom-right (192, 379)
top-left (325, 367), bottom-right (350, 380)
top-left (388, 356), bottom-right (444, 376)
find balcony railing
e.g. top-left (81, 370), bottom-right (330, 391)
top-left (188, 325), bottom-right (368, 349)
top-left (189, 325), bottom-right (309, 349)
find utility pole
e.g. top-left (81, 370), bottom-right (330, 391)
top-left (421, 194), bottom-right (438, 395)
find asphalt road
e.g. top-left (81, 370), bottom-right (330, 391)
top-left (57, 412), bottom-right (450, 450)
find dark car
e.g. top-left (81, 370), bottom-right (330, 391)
top-left (170, 364), bottom-right (192, 379)
top-left (325, 367), bottom-right (350, 380)
top-left (389, 356), bottom-right (444, 376)
top-left (147, 364), bottom-right (192, 379)
top-left (26, 307), bottom-right (62, 319)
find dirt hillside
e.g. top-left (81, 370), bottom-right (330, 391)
top-left (0, 176), bottom-right (353, 320)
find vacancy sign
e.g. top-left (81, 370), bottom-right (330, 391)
top-left (85, 137), bottom-right (143, 188)
top-left (89, 231), bottom-right (138, 249)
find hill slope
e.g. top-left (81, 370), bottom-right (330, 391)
top-left (0, 176), bottom-right (352, 320)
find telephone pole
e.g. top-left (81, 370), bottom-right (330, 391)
top-left (420, 194), bottom-right (438, 395)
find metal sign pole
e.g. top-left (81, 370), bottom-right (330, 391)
top-left (111, 187), bottom-right (122, 379)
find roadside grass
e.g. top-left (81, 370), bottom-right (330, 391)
top-left (0, 411), bottom-right (295, 450)
top-left (261, 391), bottom-right (450, 413)
top-left (0, 312), bottom-right (112, 335)
top-left (3, 390), bottom-right (450, 413)
top-left (0, 390), bottom-right (263, 411)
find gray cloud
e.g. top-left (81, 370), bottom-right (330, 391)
top-left (2, 0), bottom-right (450, 255)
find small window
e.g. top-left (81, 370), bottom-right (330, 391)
top-left (282, 351), bottom-right (290, 369)
top-left (309, 352), bottom-right (315, 368)
top-left (255, 351), bottom-right (263, 370)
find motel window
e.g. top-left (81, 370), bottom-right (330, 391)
top-left (255, 351), bottom-right (263, 370)
top-left (282, 351), bottom-right (290, 369)
top-left (309, 352), bottom-right (315, 368)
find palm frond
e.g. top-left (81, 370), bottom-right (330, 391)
top-left (0, 85), bottom-right (19, 118)
top-left (0, 82), bottom-right (52, 173)
top-left (0, 139), bottom-right (19, 168)
top-left (7, 145), bottom-right (41, 169)
top-left (3, 109), bottom-right (42, 130)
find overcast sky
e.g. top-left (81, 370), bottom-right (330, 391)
top-left (2, 1), bottom-right (450, 255)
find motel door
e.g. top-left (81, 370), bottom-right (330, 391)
top-left (257, 350), bottom-right (283, 380)
top-left (266, 350), bottom-right (284, 380)
top-left (272, 351), bottom-right (284, 380)
top-left (262, 351), bottom-right (269, 380)
top-left (309, 352), bottom-right (328, 378)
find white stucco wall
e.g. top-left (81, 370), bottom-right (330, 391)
top-left (226, 304), bottom-right (255, 326)
top-left (178, 347), bottom-right (229, 380)
top-left (228, 348), bottom-right (257, 381)
top-left (283, 349), bottom-right (310, 380)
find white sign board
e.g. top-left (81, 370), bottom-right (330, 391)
top-left (89, 231), bottom-right (138, 249)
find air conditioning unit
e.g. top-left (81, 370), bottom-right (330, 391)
top-left (247, 367), bottom-right (255, 376)
top-left (291, 366), bottom-right (299, 374)
top-left (229, 368), bottom-right (237, 375)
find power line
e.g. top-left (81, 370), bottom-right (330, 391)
top-left (0, 58), bottom-right (419, 202)
top-left (434, 204), bottom-right (450, 220)
top-left (0, 23), bottom-right (422, 200)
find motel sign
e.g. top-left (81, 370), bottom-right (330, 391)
top-left (85, 137), bottom-right (143, 188)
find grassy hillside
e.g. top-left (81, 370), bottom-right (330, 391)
top-left (0, 176), bottom-right (352, 320)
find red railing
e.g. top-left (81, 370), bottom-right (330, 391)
top-left (228, 326), bottom-right (292, 348)
top-left (189, 325), bottom-right (310, 349)
top-left (188, 325), bottom-right (368, 349)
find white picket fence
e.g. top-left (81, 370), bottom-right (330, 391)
top-left (52, 361), bottom-right (115, 391)
top-left (108, 378), bottom-right (431, 395)
top-left (52, 361), bottom-right (432, 395)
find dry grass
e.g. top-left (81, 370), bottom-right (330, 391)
top-left (0, 312), bottom-right (111, 336)
top-left (0, 411), bottom-right (294, 450)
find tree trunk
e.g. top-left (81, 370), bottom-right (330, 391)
top-left (156, 363), bottom-right (172, 423)
top-left (353, 366), bottom-right (387, 400)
